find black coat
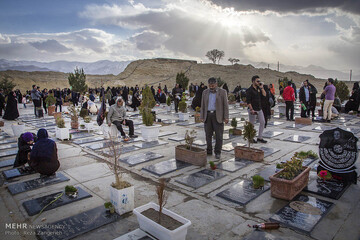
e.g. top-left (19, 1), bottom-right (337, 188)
top-left (14, 133), bottom-right (37, 167)
top-left (3, 92), bottom-right (19, 120)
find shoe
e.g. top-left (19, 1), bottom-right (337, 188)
top-left (129, 134), bottom-right (138, 138)
top-left (207, 151), bottom-right (212, 155)
top-left (215, 154), bottom-right (221, 159)
top-left (327, 120), bottom-right (331, 123)
top-left (251, 139), bottom-right (257, 143)
top-left (257, 138), bottom-right (267, 143)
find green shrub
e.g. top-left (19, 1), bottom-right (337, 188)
top-left (45, 94), bottom-right (56, 107)
top-left (176, 72), bottom-right (189, 90)
top-left (56, 117), bottom-right (65, 128)
top-left (80, 108), bottom-right (88, 118)
top-left (178, 95), bottom-right (187, 113)
top-left (228, 93), bottom-right (235, 102)
top-left (166, 96), bottom-right (171, 106)
top-left (252, 175), bottom-right (265, 189)
top-left (231, 118), bottom-right (237, 129)
top-left (333, 79), bottom-right (349, 102)
top-left (243, 121), bottom-right (256, 148)
top-left (65, 185), bottom-right (77, 193)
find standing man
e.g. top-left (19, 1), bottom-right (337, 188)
top-left (0, 89), bottom-right (5, 116)
top-left (42, 88), bottom-right (48, 114)
top-left (30, 85), bottom-right (41, 117)
top-left (172, 83), bottom-right (183, 113)
top-left (283, 81), bottom-right (295, 121)
top-left (246, 76), bottom-right (267, 143)
top-left (107, 97), bottom-right (137, 139)
top-left (299, 80), bottom-right (310, 118)
top-left (322, 78), bottom-right (336, 123)
top-left (200, 77), bottom-right (229, 159)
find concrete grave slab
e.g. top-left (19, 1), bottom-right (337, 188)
top-left (175, 169), bottom-right (226, 189)
top-left (216, 179), bottom-right (270, 205)
top-left (64, 162), bottom-right (112, 183)
top-left (259, 146), bottom-right (280, 157)
top-left (119, 151), bottom-right (163, 166)
top-left (261, 131), bottom-right (284, 138)
top-left (270, 194), bottom-right (334, 234)
top-left (158, 131), bottom-right (177, 137)
top-left (8, 172), bottom-right (70, 195)
top-left (142, 159), bottom-right (191, 177)
top-left (0, 158), bottom-right (15, 168)
top-left (133, 140), bottom-right (168, 149)
top-left (282, 135), bottom-right (311, 143)
top-left (3, 167), bottom-right (36, 180)
top-left (22, 187), bottom-right (92, 216)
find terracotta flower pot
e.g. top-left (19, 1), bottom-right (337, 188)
top-left (71, 122), bottom-right (79, 129)
top-left (175, 145), bottom-right (207, 166)
top-left (229, 128), bottom-right (242, 135)
top-left (194, 113), bottom-right (201, 123)
top-left (53, 112), bottom-right (61, 120)
top-left (48, 105), bottom-right (56, 116)
top-left (294, 117), bottom-right (312, 125)
top-left (0, 121), bottom-right (4, 127)
top-left (269, 167), bottom-right (310, 201)
top-left (234, 146), bottom-right (264, 162)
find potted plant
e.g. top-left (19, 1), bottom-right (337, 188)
top-left (65, 185), bottom-right (78, 198)
top-left (84, 115), bottom-right (92, 131)
top-left (194, 106), bottom-right (201, 123)
top-left (56, 117), bottom-right (70, 140)
top-left (45, 94), bottom-right (56, 116)
top-left (229, 118), bottom-right (242, 135)
top-left (133, 178), bottom-right (191, 240)
top-left (166, 96), bottom-right (172, 112)
top-left (175, 130), bottom-right (207, 166)
top-left (252, 175), bottom-right (265, 189)
top-left (178, 93), bottom-right (189, 121)
top-left (140, 86), bottom-right (160, 142)
top-left (104, 202), bottom-right (115, 214)
top-left (317, 170), bottom-right (332, 182)
top-left (234, 121), bottom-right (264, 161)
top-left (209, 161), bottom-right (217, 170)
top-left (228, 93), bottom-right (236, 104)
top-left (69, 105), bottom-right (79, 129)
top-left (79, 108), bottom-right (88, 118)
top-left (107, 137), bottom-right (134, 215)
top-left (269, 153), bottom-right (311, 200)
top-left (11, 122), bottom-right (25, 137)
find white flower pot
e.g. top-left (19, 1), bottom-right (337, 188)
top-left (56, 127), bottom-right (70, 140)
top-left (110, 185), bottom-right (134, 215)
top-left (278, 105), bottom-right (286, 115)
top-left (12, 124), bottom-right (25, 137)
top-left (102, 124), bottom-right (118, 139)
top-left (178, 112), bottom-right (189, 121)
top-left (166, 105), bottom-right (171, 112)
top-left (84, 122), bottom-right (92, 132)
top-left (133, 202), bottom-right (191, 240)
top-left (140, 125), bottom-right (160, 142)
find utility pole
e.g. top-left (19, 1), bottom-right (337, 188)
top-left (277, 61), bottom-right (279, 72)
top-left (350, 70), bottom-right (352, 82)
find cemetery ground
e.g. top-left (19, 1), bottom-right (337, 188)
top-left (0, 101), bottom-right (360, 240)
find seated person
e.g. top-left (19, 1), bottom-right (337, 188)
top-left (81, 96), bottom-right (88, 110)
top-left (107, 97), bottom-right (137, 139)
top-left (14, 132), bottom-right (37, 168)
top-left (29, 129), bottom-right (60, 176)
top-left (88, 100), bottom-right (98, 114)
top-left (158, 90), bottom-right (166, 104)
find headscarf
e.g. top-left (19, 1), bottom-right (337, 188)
top-left (31, 129), bottom-right (55, 159)
top-left (22, 132), bottom-right (34, 142)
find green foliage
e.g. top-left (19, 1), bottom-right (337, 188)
top-left (178, 95), bottom-right (187, 113)
top-left (185, 130), bottom-right (196, 150)
top-left (140, 86), bottom-right (156, 126)
top-left (295, 150), bottom-right (318, 159)
top-left (209, 161), bottom-right (215, 168)
top-left (228, 58), bottom-right (240, 65)
top-left (166, 96), bottom-right (171, 106)
top-left (278, 77), bottom-right (292, 88)
top-left (176, 72), bottom-right (190, 90)
top-left (65, 185), bottom-right (77, 193)
top-left (252, 175), bottom-right (265, 189)
top-left (69, 105), bottom-right (78, 123)
top-left (231, 117), bottom-right (237, 129)
top-left (243, 121), bottom-right (256, 148)
top-left (0, 76), bottom-right (16, 95)
top-left (45, 94), bottom-right (56, 106)
top-left (276, 163), bottom-right (284, 169)
top-left (84, 116), bottom-right (91, 123)
top-left (79, 108), bottom-right (88, 118)
top-left (206, 49), bottom-right (225, 64)
top-left (68, 67), bottom-right (88, 93)
top-left (217, 77), bottom-right (226, 88)
top-left (104, 202), bottom-right (113, 209)
top-left (228, 93), bottom-right (235, 102)
top-left (56, 117), bottom-right (65, 128)
top-left (333, 79), bottom-right (349, 102)
top-left (195, 106), bottom-right (201, 112)
top-left (278, 154), bottom-right (304, 180)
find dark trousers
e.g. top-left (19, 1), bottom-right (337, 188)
top-left (204, 112), bottom-right (224, 155)
top-left (300, 101), bottom-right (309, 118)
top-left (0, 105), bottom-right (3, 116)
top-left (113, 120), bottom-right (134, 136)
top-left (33, 99), bottom-right (40, 116)
top-left (174, 98), bottom-right (180, 113)
top-left (285, 101), bottom-right (294, 120)
top-left (55, 102), bottom-right (62, 112)
top-left (43, 101), bottom-right (47, 114)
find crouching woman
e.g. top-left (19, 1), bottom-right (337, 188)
top-left (29, 129), bottom-right (60, 176)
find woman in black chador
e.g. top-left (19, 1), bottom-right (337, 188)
top-left (3, 91), bottom-right (19, 120)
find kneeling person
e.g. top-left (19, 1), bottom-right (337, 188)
top-left (29, 129), bottom-right (60, 176)
top-left (107, 97), bottom-right (137, 139)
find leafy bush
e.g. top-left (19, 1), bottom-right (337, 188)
top-left (252, 175), bottom-right (265, 189)
top-left (166, 96), bottom-right (171, 106)
top-left (176, 72), bottom-right (189, 90)
top-left (278, 154), bottom-right (303, 180)
top-left (68, 67), bottom-right (88, 93)
top-left (178, 95), bottom-right (187, 113)
top-left (228, 93), bottom-right (235, 102)
top-left (56, 117), bottom-right (65, 128)
top-left (231, 118), bottom-right (237, 129)
top-left (0, 76), bottom-right (16, 95)
top-left (140, 86), bottom-right (156, 126)
top-left (243, 121), bottom-right (256, 148)
top-left (333, 79), bottom-right (349, 102)
top-left (45, 94), bottom-right (56, 107)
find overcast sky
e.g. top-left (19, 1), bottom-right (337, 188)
top-left (0, 0), bottom-right (359, 74)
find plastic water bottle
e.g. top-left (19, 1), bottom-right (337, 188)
top-left (301, 103), bottom-right (307, 111)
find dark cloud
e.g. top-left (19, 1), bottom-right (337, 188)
top-left (30, 39), bottom-right (72, 53)
top-left (208, 0), bottom-right (360, 15)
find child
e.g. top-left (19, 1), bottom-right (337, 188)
top-left (22, 95), bottom-right (27, 108)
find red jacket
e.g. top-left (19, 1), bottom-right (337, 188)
top-left (283, 86), bottom-right (295, 101)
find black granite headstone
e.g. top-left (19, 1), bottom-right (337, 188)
top-left (86, 141), bottom-right (119, 150)
top-left (304, 179), bottom-right (350, 200)
top-left (285, 124), bottom-right (306, 129)
top-left (257, 166), bottom-right (277, 182)
top-left (73, 136), bottom-right (104, 145)
top-left (70, 132), bottom-right (93, 139)
top-left (0, 149), bottom-right (18, 158)
top-left (23, 187), bottom-right (92, 216)
top-left (133, 140), bottom-right (168, 149)
top-left (217, 180), bottom-right (270, 205)
top-left (119, 152), bottom-right (164, 166)
top-left (102, 145), bottom-right (139, 155)
top-left (259, 147), bottom-right (280, 157)
top-left (261, 131), bottom-right (284, 139)
top-left (270, 194), bottom-right (334, 234)
top-left (313, 126), bottom-right (333, 132)
top-left (168, 136), bottom-right (185, 142)
top-left (3, 167), bottom-right (36, 179)
top-left (175, 169), bottom-right (226, 189)
top-left (217, 158), bottom-right (253, 172)
top-left (267, 121), bottom-right (285, 126)
top-left (282, 135), bottom-right (311, 143)
top-left (36, 205), bottom-right (121, 240)
top-left (158, 131), bottom-right (177, 137)
top-left (8, 172), bottom-right (70, 195)
top-left (0, 158), bottom-right (15, 168)
top-left (142, 159), bottom-right (191, 176)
